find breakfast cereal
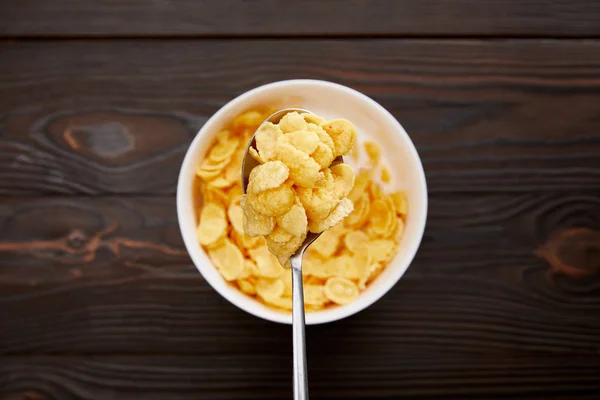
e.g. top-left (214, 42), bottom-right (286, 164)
top-left (241, 111), bottom-right (357, 266)
top-left (193, 108), bottom-right (408, 313)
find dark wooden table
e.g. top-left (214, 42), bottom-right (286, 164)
top-left (1, 1), bottom-right (600, 399)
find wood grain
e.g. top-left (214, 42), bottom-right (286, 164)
top-left (1, 0), bottom-right (600, 37)
top-left (1, 194), bottom-right (598, 355)
top-left (0, 40), bottom-right (599, 195)
top-left (1, 355), bottom-right (599, 400)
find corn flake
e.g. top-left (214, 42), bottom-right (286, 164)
top-left (276, 141), bottom-right (323, 188)
top-left (321, 119), bottom-right (357, 157)
top-left (390, 191), bottom-right (408, 216)
top-left (280, 269), bottom-right (293, 297)
top-left (296, 187), bottom-right (337, 222)
top-left (369, 198), bottom-right (396, 237)
top-left (247, 183), bottom-right (295, 217)
top-left (358, 262), bottom-right (383, 290)
top-left (266, 233), bottom-right (305, 267)
top-left (202, 184), bottom-right (228, 207)
top-left (308, 198), bottom-right (354, 233)
top-left (233, 110), bottom-right (265, 129)
top-left (330, 164), bottom-right (355, 200)
top-left (240, 195), bottom-right (275, 236)
top-left (249, 147), bottom-right (267, 164)
top-left (310, 223), bottom-right (345, 258)
top-left (267, 225), bottom-right (294, 244)
top-left (339, 254), bottom-right (361, 280)
top-left (238, 259), bottom-right (257, 280)
top-left (311, 142), bottom-right (335, 169)
top-left (249, 246), bottom-right (284, 278)
top-left (227, 203), bottom-right (245, 235)
top-left (284, 130), bottom-right (320, 155)
top-left (255, 122), bottom-right (283, 161)
top-left (226, 185), bottom-right (243, 206)
top-left (364, 141), bottom-right (381, 166)
top-left (309, 124), bottom-right (335, 152)
top-left (381, 166), bottom-right (391, 183)
top-left (278, 111), bottom-right (307, 133)
top-left (348, 169), bottom-right (370, 202)
top-left (276, 202), bottom-right (308, 237)
top-left (394, 217), bottom-right (406, 243)
top-left (324, 277), bottom-right (359, 305)
top-left (265, 295), bottom-right (293, 310)
top-left (310, 258), bottom-right (341, 279)
top-left (210, 136), bottom-right (240, 162)
top-left (344, 230), bottom-right (370, 254)
top-left (304, 284), bottom-right (327, 307)
top-left (345, 193), bottom-right (370, 229)
top-left (208, 176), bottom-right (235, 189)
top-left (370, 239), bottom-right (396, 263)
top-left (368, 180), bottom-right (383, 201)
top-left (232, 229), bottom-right (264, 251)
top-left (350, 141), bottom-right (360, 162)
top-left (196, 159), bottom-right (229, 181)
top-left (256, 278), bottom-right (285, 301)
top-left (303, 113), bottom-right (325, 125)
top-left (247, 161), bottom-right (289, 194)
top-left (238, 278), bottom-right (257, 295)
top-left (197, 203), bottom-right (227, 246)
top-left (208, 238), bottom-right (244, 281)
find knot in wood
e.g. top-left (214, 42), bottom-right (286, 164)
top-left (67, 229), bottom-right (88, 250)
top-left (536, 227), bottom-right (600, 277)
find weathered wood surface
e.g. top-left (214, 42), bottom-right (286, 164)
top-left (1, 40), bottom-right (599, 195)
top-left (1, 0), bottom-right (600, 37)
top-left (1, 355), bottom-right (599, 400)
top-left (1, 4), bottom-right (600, 397)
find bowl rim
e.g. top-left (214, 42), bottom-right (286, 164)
top-left (177, 79), bottom-right (428, 324)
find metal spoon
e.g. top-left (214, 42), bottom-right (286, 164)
top-left (242, 108), bottom-right (343, 400)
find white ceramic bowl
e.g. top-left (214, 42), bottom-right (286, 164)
top-left (177, 79), bottom-right (427, 325)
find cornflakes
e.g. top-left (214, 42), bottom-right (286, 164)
top-left (308, 198), bottom-right (354, 233)
top-left (302, 113), bottom-right (325, 125)
top-left (381, 166), bottom-right (391, 183)
top-left (246, 161), bottom-right (289, 194)
top-left (283, 130), bottom-right (320, 155)
top-left (255, 122), bottom-right (282, 161)
top-left (275, 141), bottom-right (323, 187)
top-left (364, 140), bottom-right (381, 166)
top-left (208, 238), bottom-right (244, 281)
top-left (276, 202), bottom-right (308, 237)
top-left (324, 277), bottom-right (359, 305)
top-left (197, 203), bottom-right (227, 246)
top-left (249, 246), bottom-right (284, 278)
top-left (390, 191), bottom-right (408, 216)
top-left (194, 108), bottom-right (409, 314)
top-left (321, 119), bottom-right (357, 157)
top-left (227, 203), bottom-right (245, 235)
top-left (244, 111), bottom-right (356, 266)
top-left (256, 278), bottom-right (285, 301)
top-left (344, 231), bottom-right (369, 254)
top-left (246, 183), bottom-right (296, 217)
top-left (279, 111), bottom-right (307, 133)
top-left (240, 195), bottom-right (275, 236)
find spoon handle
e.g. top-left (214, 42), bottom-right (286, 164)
top-left (290, 254), bottom-right (309, 400)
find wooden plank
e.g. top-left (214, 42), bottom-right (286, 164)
top-left (1, 194), bottom-right (598, 354)
top-left (1, 40), bottom-right (599, 195)
top-left (1, 355), bottom-right (599, 399)
top-left (1, 0), bottom-right (600, 37)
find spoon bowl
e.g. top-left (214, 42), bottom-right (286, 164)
top-left (241, 108), bottom-right (344, 257)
